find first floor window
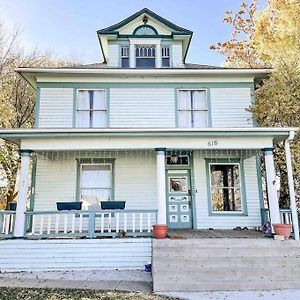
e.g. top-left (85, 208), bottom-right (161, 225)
top-left (209, 163), bottom-right (242, 212)
top-left (80, 164), bottom-right (112, 208)
top-left (178, 90), bottom-right (208, 128)
top-left (77, 90), bottom-right (107, 128)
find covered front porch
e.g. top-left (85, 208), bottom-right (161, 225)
top-left (0, 128), bottom-right (298, 240)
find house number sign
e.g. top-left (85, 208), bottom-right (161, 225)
top-left (208, 140), bottom-right (218, 146)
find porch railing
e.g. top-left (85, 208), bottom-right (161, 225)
top-left (261, 208), bottom-right (293, 227)
top-left (25, 209), bottom-right (158, 238)
top-left (0, 211), bottom-right (16, 238)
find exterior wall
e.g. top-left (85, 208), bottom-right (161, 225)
top-left (172, 44), bottom-right (184, 67)
top-left (34, 151), bottom-right (157, 211)
top-left (210, 88), bottom-right (253, 127)
top-left (0, 239), bottom-right (151, 271)
top-left (107, 44), bottom-right (119, 67)
top-left (193, 154), bottom-right (261, 229)
top-left (38, 88), bottom-right (73, 128)
top-left (110, 88), bottom-right (175, 128)
top-left (37, 84), bottom-right (254, 129)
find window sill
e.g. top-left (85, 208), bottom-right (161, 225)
top-left (209, 212), bottom-right (248, 217)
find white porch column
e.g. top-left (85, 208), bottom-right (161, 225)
top-left (155, 148), bottom-right (166, 225)
top-left (14, 150), bottom-right (32, 238)
top-left (285, 136), bottom-right (299, 240)
top-left (263, 147), bottom-right (281, 225)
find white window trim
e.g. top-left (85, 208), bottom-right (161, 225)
top-left (177, 89), bottom-right (209, 128)
top-left (208, 162), bottom-right (244, 214)
top-left (76, 89), bottom-right (108, 128)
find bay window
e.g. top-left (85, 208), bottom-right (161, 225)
top-left (178, 90), bottom-right (208, 128)
top-left (76, 90), bottom-right (107, 128)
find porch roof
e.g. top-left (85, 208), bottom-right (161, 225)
top-left (0, 127), bottom-right (297, 151)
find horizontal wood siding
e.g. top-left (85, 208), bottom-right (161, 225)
top-left (210, 88), bottom-right (253, 127)
top-left (39, 88), bottom-right (73, 128)
top-left (110, 88), bottom-right (175, 127)
top-left (34, 158), bottom-right (77, 211)
top-left (0, 239), bottom-right (151, 272)
top-left (193, 154), bottom-right (261, 229)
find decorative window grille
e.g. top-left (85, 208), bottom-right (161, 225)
top-left (135, 46), bottom-right (156, 68)
top-left (121, 46), bottom-right (129, 68)
top-left (162, 46), bottom-right (170, 67)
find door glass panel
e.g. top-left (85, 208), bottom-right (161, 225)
top-left (169, 176), bottom-right (188, 193)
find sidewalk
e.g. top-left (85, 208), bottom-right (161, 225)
top-left (0, 270), bottom-right (152, 292)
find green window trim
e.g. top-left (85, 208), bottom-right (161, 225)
top-left (205, 158), bottom-right (248, 217)
top-left (73, 89), bottom-right (109, 129)
top-left (75, 158), bottom-right (115, 203)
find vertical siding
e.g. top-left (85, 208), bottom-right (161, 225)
top-left (210, 88), bottom-right (253, 127)
top-left (34, 157), bottom-right (77, 211)
top-left (107, 44), bottom-right (119, 67)
top-left (39, 88), bottom-right (73, 128)
top-left (193, 154), bottom-right (261, 229)
top-left (110, 88), bottom-right (175, 127)
top-left (172, 44), bottom-right (184, 67)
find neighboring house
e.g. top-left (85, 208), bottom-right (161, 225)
top-left (0, 8), bottom-right (298, 242)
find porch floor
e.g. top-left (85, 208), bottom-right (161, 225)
top-left (168, 229), bottom-right (266, 239)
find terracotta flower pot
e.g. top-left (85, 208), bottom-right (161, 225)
top-left (153, 224), bottom-right (168, 239)
top-left (273, 223), bottom-right (292, 240)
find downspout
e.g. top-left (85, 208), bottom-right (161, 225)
top-left (284, 130), bottom-right (299, 241)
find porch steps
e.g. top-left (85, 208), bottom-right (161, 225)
top-left (152, 238), bottom-right (300, 292)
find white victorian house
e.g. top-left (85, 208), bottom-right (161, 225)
top-left (0, 8), bottom-right (299, 280)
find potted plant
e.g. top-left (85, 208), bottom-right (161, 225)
top-left (273, 223), bottom-right (292, 240)
top-left (153, 224), bottom-right (168, 239)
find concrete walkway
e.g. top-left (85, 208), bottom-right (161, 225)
top-left (161, 290), bottom-right (300, 300)
top-left (0, 270), bottom-right (152, 292)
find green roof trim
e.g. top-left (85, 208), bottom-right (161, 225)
top-left (97, 8), bottom-right (193, 35)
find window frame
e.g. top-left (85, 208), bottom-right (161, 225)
top-left (135, 45), bottom-right (156, 68)
top-left (176, 89), bottom-right (209, 128)
top-left (205, 159), bottom-right (248, 216)
top-left (76, 89), bottom-right (108, 128)
top-left (76, 158), bottom-right (115, 203)
top-left (161, 46), bottom-right (170, 68)
top-left (120, 46), bottom-right (129, 68)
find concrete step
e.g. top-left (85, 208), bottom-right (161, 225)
top-left (154, 278), bottom-right (300, 292)
top-left (153, 266), bottom-right (300, 280)
top-left (153, 247), bottom-right (300, 258)
top-left (153, 239), bottom-right (300, 248)
top-left (153, 256), bottom-right (300, 268)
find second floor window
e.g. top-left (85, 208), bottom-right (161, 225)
top-left (121, 46), bottom-right (129, 68)
top-left (136, 46), bottom-right (155, 68)
top-left (178, 90), bottom-right (208, 128)
top-left (77, 90), bottom-right (107, 128)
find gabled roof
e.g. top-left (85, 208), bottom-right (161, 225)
top-left (97, 8), bottom-right (192, 35)
top-left (97, 8), bottom-right (193, 63)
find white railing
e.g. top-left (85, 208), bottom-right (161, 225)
top-left (261, 208), bottom-right (293, 226)
top-left (25, 209), bottom-right (158, 238)
top-left (0, 211), bottom-right (16, 237)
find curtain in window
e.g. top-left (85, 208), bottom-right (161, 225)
top-left (77, 91), bottom-right (90, 128)
top-left (81, 165), bottom-right (111, 207)
top-left (93, 91), bottom-right (107, 127)
top-left (178, 91), bottom-right (192, 127)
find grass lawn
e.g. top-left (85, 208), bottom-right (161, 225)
top-left (0, 288), bottom-right (175, 300)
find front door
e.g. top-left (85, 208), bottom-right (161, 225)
top-left (167, 170), bottom-right (193, 229)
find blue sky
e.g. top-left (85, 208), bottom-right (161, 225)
top-left (0, 0), bottom-right (266, 66)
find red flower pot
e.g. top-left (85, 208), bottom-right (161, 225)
top-left (273, 223), bottom-right (292, 240)
top-left (153, 224), bottom-right (168, 239)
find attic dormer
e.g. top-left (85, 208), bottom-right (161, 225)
top-left (97, 8), bottom-right (193, 68)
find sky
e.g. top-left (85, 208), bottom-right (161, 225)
top-left (0, 0), bottom-right (267, 66)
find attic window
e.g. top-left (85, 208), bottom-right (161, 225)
top-left (121, 46), bottom-right (129, 68)
top-left (135, 46), bottom-right (156, 68)
top-left (133, 25), bottom-right (158, 35)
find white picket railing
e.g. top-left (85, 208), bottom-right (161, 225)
top-left (261, 208), bottom-right (293, 226)
top-left (0, 211), bottom-right (16, 237)
top-left (25, 209), bottom-right (158, 238)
